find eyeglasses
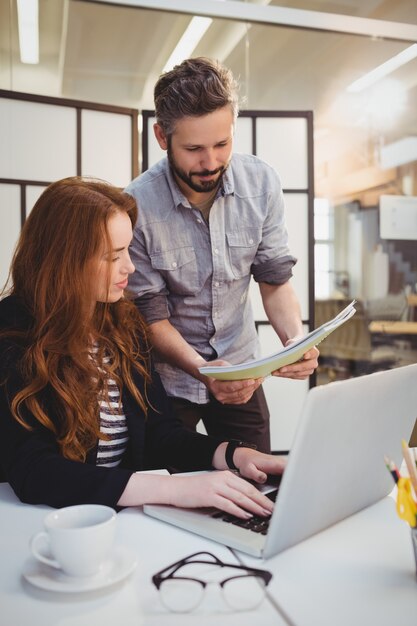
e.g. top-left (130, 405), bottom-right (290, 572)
top-left (152, 551), bottom-right (273, 613)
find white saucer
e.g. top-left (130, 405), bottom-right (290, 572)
top-left (23, 545), bottom-right (137, 593)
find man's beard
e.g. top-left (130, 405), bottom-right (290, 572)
top-left (167, 146), bottom-right (228, 194)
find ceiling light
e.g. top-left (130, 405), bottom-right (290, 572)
top-left (347, 44), bottom-right (417, 93)
top-left (162, 16), bottom-right (213, 72)
top-left (361, 79), bottom-right (407, 128)
top-left (17, 0), bottom-right (39, 64)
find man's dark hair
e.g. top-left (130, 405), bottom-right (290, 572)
top-left (154, 57), bottom-right (239, 136)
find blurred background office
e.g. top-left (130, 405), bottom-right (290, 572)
top-left (1, 0), bottom-right (416, 448)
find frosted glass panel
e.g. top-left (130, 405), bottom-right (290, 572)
top-left (146, 116), bottom-right (166, 169)
top-left (0, 184), bottom-right (20, 289)
top-left (256, 117), bottom-right (308, 189)
top-left (82, 110), bottom-right (132, 187)
top-left (258, 323), bottom-right (309, 450)
top-left (26, 185), bottom-right (47, 217)
top-left (0, 99), bottom-right (76, 181)
top-left (234, 117), bottom-right (252, 154)
top-left (284, 193), bottom-right (309, 319)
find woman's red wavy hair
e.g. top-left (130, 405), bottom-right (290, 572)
top-left (5, 176), bottom-right (151, 461)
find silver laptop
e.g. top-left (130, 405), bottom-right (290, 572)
top-left (144, 364), bottom-right (417, 558)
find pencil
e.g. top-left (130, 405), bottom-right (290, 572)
top-left (401, 440), bottom-right (417, 500)
top-left (384, 455), bottom-right (400, 484)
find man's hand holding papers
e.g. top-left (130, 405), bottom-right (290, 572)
top-left (199, 300), bottom-right (356, 382)
top-left (272, 343), bottom-right (319, 380)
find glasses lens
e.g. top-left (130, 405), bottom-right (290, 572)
top-left (159, 578), bottom-right (204, 613)
top-left (223, 575), bottom-right (267, 611)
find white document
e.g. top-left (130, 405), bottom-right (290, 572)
top-left (198, 300), bottom-right (356, 381)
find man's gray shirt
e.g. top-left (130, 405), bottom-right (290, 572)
top-left (126, 153), bottom-right (296, 403)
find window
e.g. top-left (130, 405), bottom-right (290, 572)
top-left (314, 198), bottom-right (334, 299)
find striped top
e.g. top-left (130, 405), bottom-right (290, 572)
top-left (94, 353), bottom-right (129, 468)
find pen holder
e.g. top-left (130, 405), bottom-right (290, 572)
top-left (411, 527), bottom-right (417, 577)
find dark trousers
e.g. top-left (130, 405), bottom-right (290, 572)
top-left (170, 386), bottom-right (271, 453)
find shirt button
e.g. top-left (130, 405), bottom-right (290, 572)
top-left (214, 311), bottom-right (218, 318)
top-left (213, 248), bottom-right (219, 255)
top-left (197, 218), bottom-right (202, 223)
top-left (172, 261), bottom-right (177, 268)
top-left (214, 281), bottom-right (219, 287)
top-left (249, 238), bottom-right (254, 244)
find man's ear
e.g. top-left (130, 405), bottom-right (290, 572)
top-left (153, 123), bottom-right (168, 151)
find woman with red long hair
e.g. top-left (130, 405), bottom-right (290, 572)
top-left (0, 177), bottom-right (284, 515)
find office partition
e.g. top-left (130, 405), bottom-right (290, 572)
top-left (142, 111), bottom-right (314, 450)
top-left (0, 90), bottom-right (138, 290)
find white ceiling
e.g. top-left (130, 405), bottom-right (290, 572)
top-left (1, 0), bottom-right (417, 198)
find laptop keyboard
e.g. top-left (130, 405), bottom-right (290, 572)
top-left (210, 489), bottom-right (278, 535)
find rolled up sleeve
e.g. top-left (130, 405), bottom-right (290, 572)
top-left (128, 225), bottom-right (171, 324)
top-left (252, 254), bottom-right (296, 284)
top-left (251, 176), bottom-right (297, 285)
top-left (134, 293), bottom-right (170, 324)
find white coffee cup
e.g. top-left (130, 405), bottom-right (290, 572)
top-left (30, 504), bottom-right (116, 577)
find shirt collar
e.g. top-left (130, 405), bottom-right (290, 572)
top-left (221, 160), bottom-right (234, 196)
top-left (164, 159), bottom-right (190, 208)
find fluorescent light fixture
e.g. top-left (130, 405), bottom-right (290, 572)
top-left (17, 0), bottom-right (39, 64)
top-left (163, 16), bottom-right (213, 72)
top-left (347, 44), bottom-right (417, 93)
top-left (361, 78), bottom-right (406, 127)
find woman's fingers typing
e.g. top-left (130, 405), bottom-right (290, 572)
top-left (170, 471), bottom-right (274, 520)
top-left (215, 485), bottom-right (273, 519)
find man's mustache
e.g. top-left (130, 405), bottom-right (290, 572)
top-left (191, 167), bottom-right (223, 177)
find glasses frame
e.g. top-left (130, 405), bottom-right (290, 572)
top-left (152, 551), bottom-right (273, 608)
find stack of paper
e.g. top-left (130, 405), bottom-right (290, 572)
top-left (199, 300), bottom-right (356, 381)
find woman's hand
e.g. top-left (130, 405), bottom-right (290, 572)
top-left (232, 448), bottom-right (287, 483)
top-left (118, 448), bottom-right (286, 516)
top-left (168, 471), bottom-right (274, 520)
top-left (212, 442), bottom-right (287, 484)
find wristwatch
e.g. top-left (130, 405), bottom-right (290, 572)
top-left (225, 440), bottom-right (257, 470)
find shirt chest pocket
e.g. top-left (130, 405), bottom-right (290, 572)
top-left (226, 228), bottom-right (262, 279)
top-left (150, 246), bottom-right (201, 295)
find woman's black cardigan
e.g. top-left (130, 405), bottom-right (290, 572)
top-left (0, 295), bottom-right (223, 508)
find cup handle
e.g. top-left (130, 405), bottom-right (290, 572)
top-left (30, 532), bottom-right (60, 569)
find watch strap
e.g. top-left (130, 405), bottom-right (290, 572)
top-left (225, 440), bottom-right (257, 470)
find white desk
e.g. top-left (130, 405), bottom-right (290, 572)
top-left (2, 482), bottom-right (416, 626)
top-left (0, 483), bottom-right (285, 626)
top-left (236, 497), bottom-right (417, 626)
